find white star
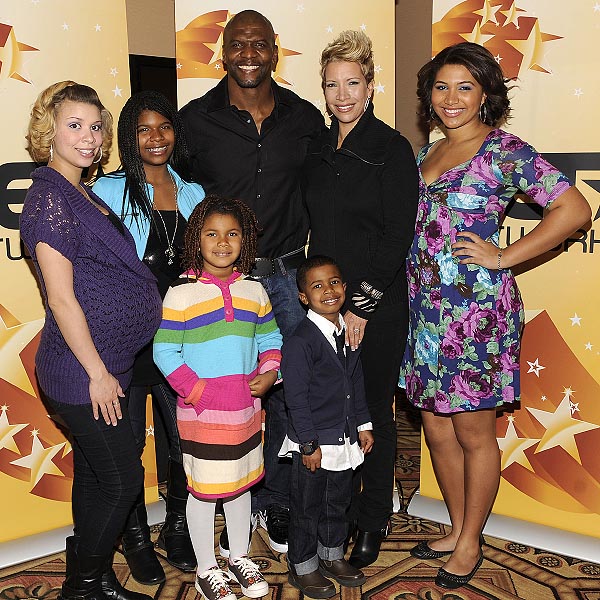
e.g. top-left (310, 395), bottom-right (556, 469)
top-left (112, 85), bottom-right (122, 97)
top-left (62, 22), bottom-right (69, 31)
top-left (574, 88), bottom-right (583, 98)
top-left (570, 313), bottom-right (582, 326)
top-left (507, 415), bottom-right (515, 422)
top-left (314, 99), bottom-right (324, 110)
top-left (526, 358), bottom-right (545, 377)
top-left (326, 25), bottom-right (333, 33)
top-left (146, 425), bottom-right (154, 437)
top-left (374, 65), bottom-right (383, 74)
top-left (360, 23), bottom-right (367, 31)
top-left (375, 82), bottom-right (385, 94)
top-left (94, 24), bottom-right (102, 32)
top-left (31, 0), bottom-right (40, 4)
top-left (109, 67), bottom-right (118, 77)
top-left (214, 63), bottom-right (221, 70)
top-left (176, 63), bottom-right (182, 69)
top-left (585, 342), bottom-right (593, 350)
top-left (594, 2), bottom-right (600, 12)
top-left (569, 401), bottom-right (579, 415)
top-left (563, 387), bottom-right (575, 398)
top-left (541, 395), bottom-right (547, 401)
top-left (494, 54), bottom-right (503, 63)
top-left (297, 4), bottom-right (305, 12)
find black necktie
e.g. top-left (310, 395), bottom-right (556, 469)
top-left (334, 331), bottom-right (346, 365)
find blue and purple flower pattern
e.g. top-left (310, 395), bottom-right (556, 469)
top-left (400, 129), bottom-right (571, 413)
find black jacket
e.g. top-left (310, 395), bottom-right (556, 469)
top-left (303, 105), bottom-right (419, 318)
top-left (281, 318), bottom-right (370, 446)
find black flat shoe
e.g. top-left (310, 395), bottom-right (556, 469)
top-left (348, 521), bottom-right (391, 569)
top-left (410, 540), bottom-right (453, 559)
top-left (435, 552), bottom-right (484, 590)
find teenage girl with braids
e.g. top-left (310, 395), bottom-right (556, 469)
top-left (93, 91), bottom-right (204, 580)
top-left (154, 195), bottom-right (282, 600)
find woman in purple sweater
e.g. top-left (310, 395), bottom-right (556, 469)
top-left (20, 81), bottom-right (162, 600)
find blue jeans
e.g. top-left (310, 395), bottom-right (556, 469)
top-left (47, 397), bottom-right (143, 557)
top-left (250, 269), bottom-right (306, 512)
top-left (288, 453), bottom-right (351, 573)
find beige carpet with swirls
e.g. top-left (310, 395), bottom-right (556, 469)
top-left (2, 396), bottom-right (599, 600)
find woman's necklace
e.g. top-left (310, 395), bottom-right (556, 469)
top-left (154, 173), bottom-right (179, 265)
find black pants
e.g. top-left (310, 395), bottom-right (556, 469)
top-left (349, 302), bottom-right (408, 532)
top-left (47, 397), bottom-right (143, 556)
top-left (288, 453), bottom-right (352, 571)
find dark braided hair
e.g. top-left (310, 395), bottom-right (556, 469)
top-left (183, 195), bottom-right (258, 278)
top-left (101, 90), bottom-right (195, 224)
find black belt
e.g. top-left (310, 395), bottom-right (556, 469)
top-left (250, 247), bottom-right (306, 277)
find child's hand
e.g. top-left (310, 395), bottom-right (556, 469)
top-left (248, 371), bottom-right (278, 397)
top-left (359, 430), bottom-right (374, 454)
top-left (302, 447), bottom-right (322, 472)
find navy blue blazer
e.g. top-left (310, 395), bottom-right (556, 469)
top-left (281, 317), bottom-right (371, 446)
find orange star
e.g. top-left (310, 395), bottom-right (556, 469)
top-left (11, 430), bottom-right (66, 487)
top-left (506, 19), bottom-right (562, 73)
top-left (497, 419), bottom-right (540, 472)
top-left (0, 405), bottom-right (28, 454)
top-left (0, 23), bottom-right (38, 84)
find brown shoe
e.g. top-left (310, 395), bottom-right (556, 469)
top-left (318, 558), bottom-right (366, 587)
top-left (288, 564), bottom-right (336, 599)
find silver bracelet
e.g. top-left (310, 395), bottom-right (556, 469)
top-left (497, 248), bottom-right (503, 270)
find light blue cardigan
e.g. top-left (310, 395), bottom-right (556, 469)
top-left (93, 165), bottom-right (205, 258)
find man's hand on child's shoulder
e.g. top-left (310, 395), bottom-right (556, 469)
top-left (359, 430), bottom-right (374, 454)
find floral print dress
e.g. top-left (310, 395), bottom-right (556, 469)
top-left (400, 129), bottom-right (571, 413)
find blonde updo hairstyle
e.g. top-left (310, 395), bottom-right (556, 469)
top-left (320, 30), bottom-right (375, 89)
top-left (26, 81), bottom-right (113, 164)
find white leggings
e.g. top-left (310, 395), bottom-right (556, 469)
top-left (186, 490), bottom-right (251, 574)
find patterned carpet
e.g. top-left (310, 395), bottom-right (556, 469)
top-left (2, 395), bottom-right (599, 600)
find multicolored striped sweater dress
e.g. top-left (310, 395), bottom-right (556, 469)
top-left (154, 270), bottom-right (282, 500)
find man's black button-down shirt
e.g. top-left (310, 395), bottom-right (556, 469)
top-left (179, 76), bottom-right (325, 258)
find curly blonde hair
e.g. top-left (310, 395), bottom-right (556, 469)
top-left (320, 30), bottom-right (374, 89)
top-left (26, 81), bottom-right (113, 164)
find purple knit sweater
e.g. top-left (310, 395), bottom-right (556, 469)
top-left (20, 167), bottom-right (162, 404)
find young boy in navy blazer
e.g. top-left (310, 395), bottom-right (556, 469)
top-left (280, 255), bottom-right (374, 599)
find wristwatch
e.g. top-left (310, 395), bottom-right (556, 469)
top-left (299, 440), bottom-right (319, 456)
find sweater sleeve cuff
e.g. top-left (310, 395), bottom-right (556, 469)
top-left (184, 378), bottom-right (207, 406)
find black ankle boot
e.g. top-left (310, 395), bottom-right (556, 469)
top-left (58, 536), bottom-right (109, 600)
top-left (101, 568), bottom-right (153, 600)
top-left (122, 495), bottom-right (165, 585)
top-left (156, 460), bottom-right (196, 572)
top-left (348, 519), bottom-right (391, 569)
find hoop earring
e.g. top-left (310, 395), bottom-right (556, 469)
top-left (49, 144), bottom-right (54, 162)
top-left (364, 95), bottom-right (371, 113)
top-left (92, 147), bottom-right (103, 164)
top-left (429, 104), bottom-right (437, 122)
top-left (479, 103), bottom-right (488, 123)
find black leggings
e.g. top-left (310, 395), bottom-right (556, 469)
top-left (48, 397), bottom-right (143, 556)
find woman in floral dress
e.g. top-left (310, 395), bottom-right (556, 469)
top-left (400, 42), bottom-right (590, 590)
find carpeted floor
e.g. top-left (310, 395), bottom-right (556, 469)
top-left (2, 395), bottom-right (599, 600)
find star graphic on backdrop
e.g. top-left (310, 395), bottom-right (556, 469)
top-left (360, 24), bottom-right (367, 31)
top-left (574, 88), bottom-right (583, 98)
top-left (214, 63), bottom-right (221, 70)
top-left (497, 420), bottom-right (540, 471)
top-left (585, 342), bottom-right (593, 350)
top-left (507, 415), bottom-right (515, 423)
top-left (526, 358), bottom-right (545, 377)
top-left (563, 387), bottom-right (575, 398)
top-left (460, 20), bottom-right (494, 46)
top-left (0, 406), bottom-right (28, 454)
top-left (570, 313), bottom-right (582, 326)
top-left (109, 67), bottom-right (118, 77)
top-left (296, 4), bottom-right (305, 12)
top-left (474, 0), bottom-right (501, 26)
top-left (494, 54), bottom-right (503, 63)
top-left (112, 85), bottom-right (122, 97)
top-left (569, 401), bottom-right (579, 415)
top-left (594, 2), bottom-right (600, 12)
top-left (541, 395), bottom-right (547, 401)
top-left (506, 19), bottom-right (561, 74)
top-left (326, 25), bottom-right (333, 33)
top-left (11, 431), bottom-right (66, 487)
top-left (94, 24), bottom-right (102, 32)
top-left (176, 63), bottom-right (182, 69)
top-left (313, 99), bottom-right (324, 110)
top-left (0, 24), bottom-right (39, 83)
top-left (528, 394), bottom-right (599, 464)
top-left (375, 82), bottom-right (385, 94)
top-left (146, 425), bottom-right (154, 437)
top-left (62, 22), bottom-right (69, 31)
top-left (0, 311), bottom-right (43, 396)
top-left (374, 65), bottom-right (382, 73)
top-left (31, 0), bottom-right (40, 4)
top-left (500, 3), bottom-right (525, 28)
